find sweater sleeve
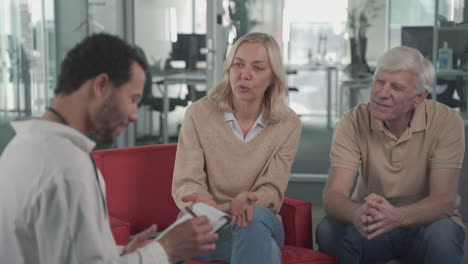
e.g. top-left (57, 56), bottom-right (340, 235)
top-left (251, 117), bottom-right (302, 213)
top-left (172, 106), bottom-right (213, 210)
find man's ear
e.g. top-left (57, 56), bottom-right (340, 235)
top-left (91, 73), bottom-right (110, 98)
top-left (415, 89), bottom-right (428, 105)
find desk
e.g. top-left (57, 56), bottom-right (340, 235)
top-left (159, 71), bottom-right (207, 143)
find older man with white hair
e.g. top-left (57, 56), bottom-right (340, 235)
top-left (317, 46), bottom-right (465, 263)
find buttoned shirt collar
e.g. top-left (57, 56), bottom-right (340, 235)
top-left (224, 111), bottom-right (266, 127)
top-left (224, 111), bottom-right (266, 142)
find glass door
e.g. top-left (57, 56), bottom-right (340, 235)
top-left (133, 0), bottom-right (209, 145)
top-left (0, 0), bottom-right (56, 121)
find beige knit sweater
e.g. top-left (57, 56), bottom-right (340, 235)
top-left (172, 97), bottom-right (302, 214)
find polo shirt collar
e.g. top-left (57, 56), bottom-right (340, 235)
top-left (369, 101), bottom-right (427, 132)
top-left (369, 104), bottom-right (385, 131)
top-left (408, 101), bottom-right (426, 132)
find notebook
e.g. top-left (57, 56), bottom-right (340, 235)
top-left (157, 202), bottom-right (231, 240)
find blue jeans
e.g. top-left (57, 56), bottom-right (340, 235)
top-left (316, 216), bottom-right (465, 264)
top-left (193, 205), bottom-right (285, 264)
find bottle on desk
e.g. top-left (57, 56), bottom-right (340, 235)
top-left (438, 41), bottom-right (453, 70)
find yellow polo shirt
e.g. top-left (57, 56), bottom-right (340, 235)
top-left (330, 100), bottom-right (465, 226)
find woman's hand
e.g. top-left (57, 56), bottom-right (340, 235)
top-left (230, 192), bottom-right (258, 228)
top-left (181, 193), bottom-right (217, 208)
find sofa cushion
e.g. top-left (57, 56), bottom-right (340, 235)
top-left (109, 216), bottom-right (130, 245)
top-left (184, 246), bottom-right (337, 264)
top-left (93, 144), bottom-right (180, 234)
top-left (281, 246), bottom-right (338, 263)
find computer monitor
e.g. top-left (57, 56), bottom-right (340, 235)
top-left (401, 26), bottom-right (468, 67)
top-left (171, 33), bottom-right (206, 70)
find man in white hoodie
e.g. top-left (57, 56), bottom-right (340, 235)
top-left (0, 33), bottom-right (218, 264)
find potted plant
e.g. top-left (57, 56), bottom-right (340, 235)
top-left (228, 0), bottom-right (258, 43)
top-left (346, 0), bottom-right (383, 77)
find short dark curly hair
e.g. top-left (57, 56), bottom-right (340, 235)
top-left (55, 33), bottom-right (148, 95)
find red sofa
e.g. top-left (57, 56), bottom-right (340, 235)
top-left (92, 144), bottom-right (337, 264)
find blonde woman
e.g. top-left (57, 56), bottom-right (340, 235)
top-left (172, 32), bottom-right (301, 264)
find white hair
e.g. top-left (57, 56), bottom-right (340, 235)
top-left (374, 46), bottom-right (435, 93)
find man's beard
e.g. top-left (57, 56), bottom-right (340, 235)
top-left (94, 95), bottom-right (125, 144)
top-left (96, 126), bottom-right (115, 144)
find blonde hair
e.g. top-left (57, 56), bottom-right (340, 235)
top-left (208, 32), bottom-right (288, 124)
top-left (374, 46), bottom-right (435, 94)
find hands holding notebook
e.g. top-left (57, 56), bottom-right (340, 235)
top-left (180, 192), bottom-right (259, 229)
top-left (158, 216), bottom-right (218, 262)
top-left (157, 202), bottom-right (231, 240)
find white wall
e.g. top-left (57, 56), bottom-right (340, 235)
top-left (366, 5), bottom-right (386, 64)
top-left (134, 0), bottom-right (193, 66)
top-left (88, 0), bottom-right (124, 37)
top-left (282, 0), bottom-right (349, 64)
top-left (250, 0), bottom-right (284, 45)
top-left (54, 0), bottom-right (88, 66)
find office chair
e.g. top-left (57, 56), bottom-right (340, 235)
top-left (427, 77), bottom-right (466, 112)
top-left (138, 79), bottom-right (188, 113)
top-left (135, 47), bottom-right (189, 142)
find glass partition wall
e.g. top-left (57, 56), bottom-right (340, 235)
top-left (0, 0), bottom-right (286, 146)
top-left (0, 0), bottom-right (56, 122)
top-left (133, 0), bottom-right (207, 145)
top-left (0, 0), bottom-right (396, 177)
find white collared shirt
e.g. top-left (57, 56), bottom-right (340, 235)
top-left (224, 112), bottom-right (266, 142)
top-left (0, 119), bottom-right (169, 264)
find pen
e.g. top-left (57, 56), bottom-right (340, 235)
top-left (185, 206), bottom-right (197, 218)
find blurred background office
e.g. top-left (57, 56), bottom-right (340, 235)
top-left (1, 0), bottom-right (468, 249)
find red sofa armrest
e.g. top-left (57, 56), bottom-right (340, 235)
top-left (109, 216), bottom-right (130, 246)
top-left (92, 144), bottom-right (180, 235)
top-left (279, 196), bottom-right (312, 248)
